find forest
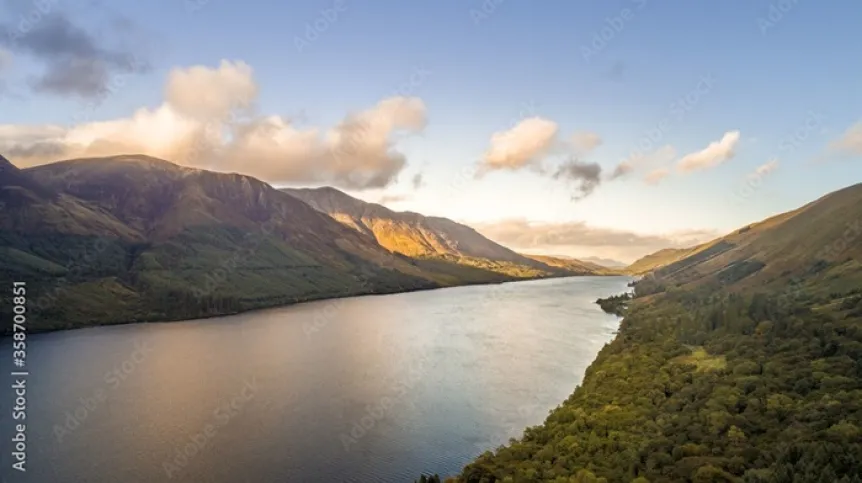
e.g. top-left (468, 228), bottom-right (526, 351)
top-left (428, 276), bottom-right (862, 482)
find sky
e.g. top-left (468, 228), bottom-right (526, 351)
top-left (1, 0), bottom-right (860, 262)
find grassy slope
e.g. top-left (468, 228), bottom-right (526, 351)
top-left (443, 183), bottom-right (862, 482)
top-left (624, 248), bottom-right (695, 275)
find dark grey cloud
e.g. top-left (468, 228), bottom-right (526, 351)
top-left (0, 8), bottom-right (149, 98)
top-left (411, 172), bottom-right (423, 189)
top-left (553, 158), bottom-right (602, 200)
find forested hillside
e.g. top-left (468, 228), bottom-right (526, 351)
top-left (438, 183), bottom-right (862, 482)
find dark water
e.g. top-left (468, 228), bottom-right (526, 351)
top-left (0, 276), bottom-right (631, 482)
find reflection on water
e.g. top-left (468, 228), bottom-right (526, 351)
top-left (0, 276), bottom-right (631, 482)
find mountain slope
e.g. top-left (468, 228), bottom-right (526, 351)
top-left (2, 154), bottom-right (442, 332)
top-left (282, 187), bottom-right (606, 278)
top-left (444, 182), bottom-right (862, 482)
top-left (524, 254), bottom-right (620, 275)
top-left (636, 183), bottom-right (862, 296)
top-left (625, 247), bottom-right (694, 275)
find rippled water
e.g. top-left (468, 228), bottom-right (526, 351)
top-left (0, 276), bottom-right (631, 482)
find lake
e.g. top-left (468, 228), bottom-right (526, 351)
top-left (0, 275), bottom-right (631, 482)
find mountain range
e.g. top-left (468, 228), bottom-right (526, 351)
top-left (0, 154), bottom-right (610, 332)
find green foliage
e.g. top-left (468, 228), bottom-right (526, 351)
top-left (596, 293), bottom-right (632, 316)
top-left (439, 280), bottom-right (862, 482)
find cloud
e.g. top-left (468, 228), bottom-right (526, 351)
top-left (411, 172), bottom-right (424, 189)
top-left (677, 131), bottom-right (740, 172)
top-left (751, 159), bottom-right (779, 177)
top-left (610, 145), bottom-right (675, 180)
top-left (478, 117), bottom-right (558, 175)
top-left (0, 11), bottom-right (149, 98)
top-left (609, 161), bottom-right (634, 180)
top-left (165, 60), bottom-right (258, 120)
top-left (828, 122), bottom-right (862, 155)
top-left (553, 158), bottom-right (602, 199)
top-left (0, 60), bottom-right (426, 190)
top-left (568, 131), bottom-right (602, 155)
top-left (377, 194), bottom-right (410, 205)
top-left (644, 167), bottom-right (670, 185)
top-left (474, 218), bottom-right (721, 263)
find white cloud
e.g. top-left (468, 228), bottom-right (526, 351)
top-left (829, 122), bottom-right (862, 155)
top-left (568, 131), bottom-right (602, 155)
top-left (644, 167), bottom-right (670, 185)
top-left (0, 60), bottom-right (426, 190)
top-left (478, 117), bottom-right (558, 175)
top-left (677, 130), bottom-right (740, 172)
top-left (751, 159), bottom-right (779, 177)
top-left (164, 60), bottom-right (258, 120)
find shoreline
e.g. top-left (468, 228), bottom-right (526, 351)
top-left (433, 286), bottom-right (635, 482)
top-left (7, 272), bottom-right (623, 337)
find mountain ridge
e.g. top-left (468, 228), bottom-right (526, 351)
top-left (282, 186), bottom-right (611, 278)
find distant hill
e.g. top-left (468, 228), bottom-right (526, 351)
top-left (523, 254), bottom-right (620, 275)
top-left (581, 256), bottom-right (627, 268)
top-left (283, 187), bottom-right (609, 279)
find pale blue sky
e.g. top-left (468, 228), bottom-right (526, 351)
top-left (1, 0), bottom-right (860, 261)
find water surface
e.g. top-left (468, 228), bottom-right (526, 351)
top-left (0, 276), bottom-right (630, 482)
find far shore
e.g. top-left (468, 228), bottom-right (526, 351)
top-left (7, 272), bottom-right (629, 337)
